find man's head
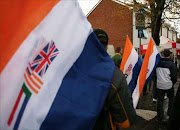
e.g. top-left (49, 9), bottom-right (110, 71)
top-left (94, 29), bottom-right (108, 50)
top-left (163, 49), bottom-right (171, 58)
top-left (115, 47), bottom-right (121, 53)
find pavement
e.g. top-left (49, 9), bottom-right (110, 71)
top-left (125, 76), bottom-right (180, 130)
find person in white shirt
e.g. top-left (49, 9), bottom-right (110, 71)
top-left (156, 49), bottom-right (177, 121)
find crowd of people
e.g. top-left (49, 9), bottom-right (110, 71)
top-left (93, 28), bottom-right (180, 129)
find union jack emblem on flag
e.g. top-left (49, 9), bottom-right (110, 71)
top-left (29, 40), bottom-right (59, 77)
top-left (7, 40), bottom-right (59, 129)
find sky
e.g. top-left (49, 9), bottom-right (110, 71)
top-left (78, 0), bottom-right (99, 15)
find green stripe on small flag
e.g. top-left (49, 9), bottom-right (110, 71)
top-left (22, 83), bottom-right (32, 98)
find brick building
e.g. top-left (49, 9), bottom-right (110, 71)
top-left (87, 0), bottom-right (133, 50)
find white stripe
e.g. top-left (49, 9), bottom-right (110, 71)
top-left (0, 0), bottom-right (92, 129)
top-left (132, 44), bottom-right (160, 108)
top-left (0, 91), bottom-right (26, 130)
top-left (124, 47), bottom-right (138, 84)
top-left (31, 75), bottom-right (42, 88)
top-left (132, 81), bottom-right (140, 108)
top-left (24, 72), bottom-right (39, 93)
top-left (32, 72), bottom-right (43, 85)
top-left (0, 70), bottom-right (25, 129)
top-left (146, 45), bottom-right (159, 79)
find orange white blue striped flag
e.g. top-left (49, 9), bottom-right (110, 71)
top-left (0, 0), bottom-right (115, 129)
top-left (120, 36), bottom-right (142, 94)
top-left (132, 38), bottom-right (161, 108)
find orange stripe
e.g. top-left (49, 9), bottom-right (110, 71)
top-left (138, 38), bottom-right (154, 95)
top-left (0, 0), bottom-right (60, 73)
top-left (26, 69), bottom-right (41, 90)
top-left (32, 73), bottom-right (43, 85)
top-left (120, 36), bottom-right (133, 72)
top-left (24, 74), bottom-right (38, 94)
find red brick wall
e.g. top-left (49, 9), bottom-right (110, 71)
top-left (87, 0), bottom-right (133, 50)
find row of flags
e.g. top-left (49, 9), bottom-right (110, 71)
top-left (120, 36), bottom-right (161, 108)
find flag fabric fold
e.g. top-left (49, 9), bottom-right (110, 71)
top-left (0, 0), bottom-right (115, 129)
top-left (120, 36), bottom-right (142, 94)
top-left (132, 38), bottom-right (161, 108)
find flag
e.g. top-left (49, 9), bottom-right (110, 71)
top-left (132, 38), bottom-right (161, 108)
top-left (0, 0), bottom-right (115, 129)
top-left (120, 36), bottom-right (142, 94)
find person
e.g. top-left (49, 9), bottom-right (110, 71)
top-left (112, 47), bottom-right (122, 68)
top-left (93, 29), bottom-right (136, 130)
top-left (167, 84), bottom-right (180, 130)
top-left (152, 74), bottom-right (167, 103)
top-left (156, 49), bottom-right (177, 122)
top-left (152, 74), bottom-right (158, 102)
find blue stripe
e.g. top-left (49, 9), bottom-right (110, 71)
top-left (144, 53), bottom-right (161, 87)
top-left (40, 32), bottom-right (115, 129)
top-left (13, 96), bottom-right (29, 130)
top-left (129, 57), bottom-right (142, 94)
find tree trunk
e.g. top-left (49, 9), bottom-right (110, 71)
top-left (150, 0), bottom-right (166, 46)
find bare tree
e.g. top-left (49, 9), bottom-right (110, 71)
top-left (117, 0), bottom-right (180, 45)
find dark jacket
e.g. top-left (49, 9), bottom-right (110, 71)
top-left (167, 85), bottom-right (180, 130)
top-left (94, 67), bottom-right (136, 130)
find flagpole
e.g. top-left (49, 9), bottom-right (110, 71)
top-left (138, 29), bottom-right (143, 56)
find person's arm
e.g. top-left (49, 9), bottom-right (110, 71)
top-left (170, 62), bottom-right (177, 85)
top-left (109, 67), bottom-right (136, 128)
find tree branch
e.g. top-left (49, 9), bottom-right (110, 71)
top-left (164, 0), bottom-right (173, 9)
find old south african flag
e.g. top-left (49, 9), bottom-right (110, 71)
top-left (0, 0), bottom-right (115, 129)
